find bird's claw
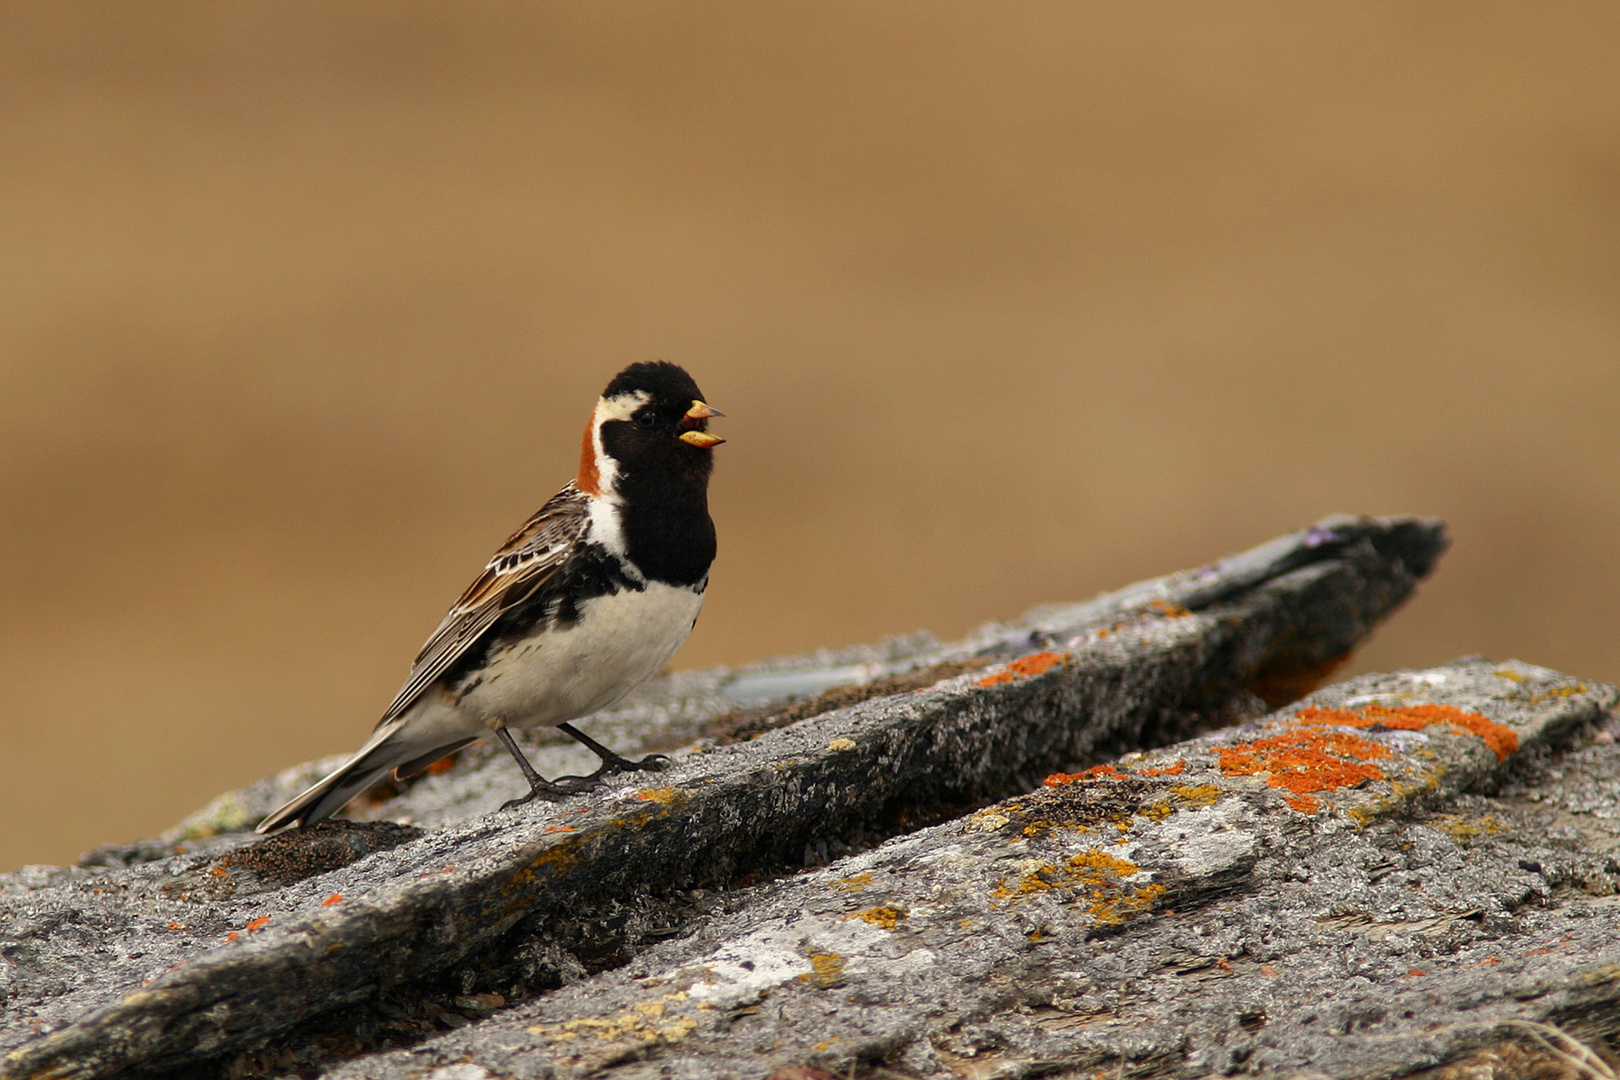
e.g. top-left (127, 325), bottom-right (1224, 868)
top-left (499, 783), bottom-right (569, 812)
top-left (556, 753), bottom-right (670, 786)
top-left (503, 753), bottom-right (674, 811)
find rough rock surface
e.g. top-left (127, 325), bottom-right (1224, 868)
top-left (317, 660), bottom-right (1620, 1080)
top-left (0, 516), bottom-right (1453, 1079)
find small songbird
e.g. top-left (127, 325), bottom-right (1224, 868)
top-left (257, 362), bottom-right (723, 832)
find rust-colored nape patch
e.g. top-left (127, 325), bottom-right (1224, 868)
top-left (1295, 702), bottom-right (1518, 761)
top-left (575, 419), bottom-right (600, 496)
top-left (976, 651), bottom-right (1072, 687)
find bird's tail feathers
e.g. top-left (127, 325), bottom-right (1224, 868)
top-left (255, 720), bottom-right (468, 833)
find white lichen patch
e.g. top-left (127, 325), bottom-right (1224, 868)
top-left (681, 925), bottom-right (815, 1009)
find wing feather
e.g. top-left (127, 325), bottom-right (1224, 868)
top-left (375, 484), bottom-right (591, 725)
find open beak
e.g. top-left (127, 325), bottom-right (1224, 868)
top-left (678, 400), bottom-right (725, 447)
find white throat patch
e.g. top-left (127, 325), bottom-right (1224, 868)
top-left (585, 497), bottom-right (639, 576)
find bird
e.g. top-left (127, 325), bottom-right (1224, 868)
top-left (256, 361), bottom-right (723, 832)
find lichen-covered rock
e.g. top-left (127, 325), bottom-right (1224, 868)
top-left (318, 661), bottom-right (1620, 1080)
top-left (0, 516), bottom-right (1446, 1080)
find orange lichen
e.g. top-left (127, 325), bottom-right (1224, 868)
top-left (1043, 763), bottom-right (1124, 787)
top-left (1140, 760), bottom-right (1186, 777)
top-left (542, 825), bottom-right (578, 833)
top-left (245, 916), bottom-right (271, 932)
top-left (529, 837), bottom-right (586, 874)
top-left (977, 651), bottom-right (1072, 687)
top-left (1149, 600), bottom-right (1192, 617)
top-left (1217, 728), bottom-right (1389, 803)
top-left (1295, 702), bottom-right (1518, 762)
top-left (166, 921), bottom-right (186, 930)
top-left (223, 932), bottom-right (239, 943)
top-left (1284, 794), bottom-right (1321, 814)
top-left (634, 787), bottom-right (686, 805)
top-left (322, 894), bottom-right (343, 907)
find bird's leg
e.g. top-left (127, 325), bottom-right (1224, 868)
top-left (553, 722), bottom-right (669, 782)
top-left (488, 719), bottom-right (571, 810)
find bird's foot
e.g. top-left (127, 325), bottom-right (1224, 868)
top-left (613, 752), bottom-right (671, 775)
top-left (498, 778), bottom-right (572, 812)
top-left (554, 752), bottom-right (670, 786)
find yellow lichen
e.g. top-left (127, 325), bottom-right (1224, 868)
top-left (659, 1018), bottom-right (698, 1040)
top-left (966, 809), bottom-right (1013, 833)
top-left (524, 999), bottom-right (698, 1046)
top-left (832, 872), bottom-right (872, 892)
top-left (990, 849), bottom-right (1155, 922)
top-left (1139, 802), bottom-right (1173, 823)
top-left (1067, 850), bottom-right (1141, 877)
top-left (799, 952), bottom-right (846, 987)
top-left (1429, 813), bottom-right (1505, 843)
top-left (1170, 784), bottom-right (1221, 808)
top-left (1088, 882), bottom-right (1167, 925)
top-left (1018, 818), bottom-right (1091, 839)
top-left (845, 905), bottom-right (906, 929)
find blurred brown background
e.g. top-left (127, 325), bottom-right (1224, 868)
top-left (2, 2), bottom-right (1616, 872)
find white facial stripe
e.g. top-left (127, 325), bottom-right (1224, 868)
top-left (596, 390), bottom-right (650, 423)
top-left (589, 391), bottom-right (649, 499)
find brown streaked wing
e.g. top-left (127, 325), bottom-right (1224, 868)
top-left (374, 484), bottom-right (591, 725)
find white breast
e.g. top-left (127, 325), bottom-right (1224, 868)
top-left (455, 581), bottom-right (704, 730)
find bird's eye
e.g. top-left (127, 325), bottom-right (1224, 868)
top-left (635, 410), bottom-right (660, 429)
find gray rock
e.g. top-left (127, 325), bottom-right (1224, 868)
top-left (0, 515), bottom-right (1446, 1079)
top-left (316, 659), bottom-right (1620, 1080)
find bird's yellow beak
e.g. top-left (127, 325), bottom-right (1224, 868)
top-left (678, 400), bottom-right (725, 447)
